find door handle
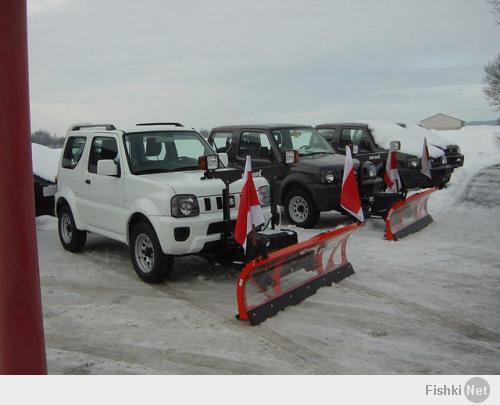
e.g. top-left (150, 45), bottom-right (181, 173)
top-left (84, 179), bottom-right (91, 185)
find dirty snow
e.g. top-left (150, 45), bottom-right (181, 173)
top-left (32, 143), bottom-right (61, 183)
top-left (36, 126), bottom-right (500, 374)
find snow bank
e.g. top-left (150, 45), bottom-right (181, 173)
top-left (366, 121), bottom-right (444, 158)
top-left (32, 143), bottom-right (61, 183)
top-left (427, 125), bottom-right (500, 211)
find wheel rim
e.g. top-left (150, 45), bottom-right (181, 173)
top-left (134, 233), bottom-right (155, 274)
top-left (289, 195), bottom-right (309, 223)
top-left (60, 213), bottom-right (73, 243)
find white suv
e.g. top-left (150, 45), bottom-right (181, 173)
top-left (55, 123), bottom-right (271, 283)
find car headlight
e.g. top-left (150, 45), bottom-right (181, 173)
top-left (257, 185), bottom-right (271, 207)
top-left (320, 170), bottom-right (341, 184)
top-left (362, 162), bottom-right (377, 178)
top-left (408, 158), bottom-right (419, 168)
top-left (171, 194), bottom-right (200, 217)
top-left (441, 155), bottom-right (447, 165)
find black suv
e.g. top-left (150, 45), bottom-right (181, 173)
top-left (316, 123), bottom-right (455, 190)
top-left (209, 125), bottom-right (397, 228)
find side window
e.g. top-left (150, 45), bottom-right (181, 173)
top-left (339, 129), bottom-right (352, 149)
top-left (211, 132), bottom-right (233, 153)
top-left (88, 137), bottom-right (119, 174)
top-left (317, 128), bottom-right (335, 142)
top-left (238, 131), bottom-right (272, 160)
top-left (351, 129), bottom-right (371, 152)
top-left (62, 137), bottom-right (86, 169)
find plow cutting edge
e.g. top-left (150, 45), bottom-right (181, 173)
top-left (236, 223), bottom-right (362, 325)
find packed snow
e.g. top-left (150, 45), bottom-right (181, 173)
top-left (35, 125), bottom-right (500, 374)
top-left (32, 143), bottom-right (61, 183)
top-left (366, 121), bottom-right (444, 158)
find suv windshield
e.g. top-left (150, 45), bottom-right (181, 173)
top-left (272, 128), bottom-right (333, 156)
top-left (124, 131), bottom-right (216, 175)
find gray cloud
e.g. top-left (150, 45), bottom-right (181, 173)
top-left (28, 0), bottom-right (499, 135)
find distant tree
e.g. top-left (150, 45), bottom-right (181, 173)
top-left (489, 0), bottom-right (500, 24)
top-left (31, 130), bottom-right (65, 148)
top-left (484, 1), bottom-right (500, 110)
top-left (484, 55), bottom-right (500, 111)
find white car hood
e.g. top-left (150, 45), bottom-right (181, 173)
top-left (140, 170), bottom-right (269, 197)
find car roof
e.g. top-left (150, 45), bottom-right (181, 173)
top-left (316, 123), bottom-right (369, 129)
top-left (66, 123), bottom-right (197, 137)
top-left (211, 124), bottom-right (315, 132)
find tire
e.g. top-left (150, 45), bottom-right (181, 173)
top-left (130, 222), bottom-right (173, 284)
top-left (284, 188), bottom-right (320, 228)
top-left (58, 205), bottom-right (87, 252)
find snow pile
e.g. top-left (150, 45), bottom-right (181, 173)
top-left (366, 121), bottom-right (444, 158)
top-left (427, 125), bottom-right (500, 211)
top-left (32, 143), bottom-right (61, 183)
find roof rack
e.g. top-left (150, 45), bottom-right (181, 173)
top-left (70, 123), bottom-right (116, 131)
top-left (136, 122), bottom-right (184, 127)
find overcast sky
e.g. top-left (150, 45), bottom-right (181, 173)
top-left (28, 0), bottom-right (499, 135)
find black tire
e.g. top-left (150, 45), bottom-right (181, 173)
top-left (284, 188), bottom-right (320, 228)
top-left (130, 222), bottom-right (173, 283)
top-left (58, 205), bottom-right (87, 252)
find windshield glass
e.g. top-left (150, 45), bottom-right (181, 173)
top-left (123, 131), bottom-right (216, 175)
top-left (271, 128), bottom-right (334, 156)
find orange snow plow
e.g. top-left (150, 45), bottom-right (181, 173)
top-left (236, 223), bottom-right (362, 325)
top-left (384, 188), bottom-right (436, 241)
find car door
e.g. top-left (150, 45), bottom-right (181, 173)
top-left (235, 130), bottom-right (278, 169)
top-left (79, 135), bottom-right (126, 236)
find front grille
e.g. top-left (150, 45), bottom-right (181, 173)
top-left (207, 220), bottom-right (236, 235)
top-left (216, 196), bottom-right (223, 210)
top-left (204, 198), bottom-right (211, 211)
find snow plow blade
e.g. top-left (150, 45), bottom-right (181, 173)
top-left (385, 188), bottom-right (436, 241)
top-left (236, 223), bottom-right (362, 325)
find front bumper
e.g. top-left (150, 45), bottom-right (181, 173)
top-left (306, 183), bottom-right (342, 211)
top-left (399, 165), bottom-right (454, 190)
top-left (149, 206), bottom-right (272, 255)
top-left (445, 153), bottom-right (464, 168)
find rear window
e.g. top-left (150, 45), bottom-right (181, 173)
top-left (62, 137), bottom-right (86, 169)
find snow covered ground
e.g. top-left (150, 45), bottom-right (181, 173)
top-left (36, 126), bottom-right (500, 374)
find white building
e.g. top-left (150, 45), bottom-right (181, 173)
top-left (419, 113), bottom-right (465, 130)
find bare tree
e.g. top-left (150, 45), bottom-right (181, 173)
top-left (489, 0), bottom-right (500, 24)
top-left (483, 1), bottom-right (500, 109)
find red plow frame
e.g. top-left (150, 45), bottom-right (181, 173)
top-left (384, 188), bottom-right (436, 241)
top-left (237, 223), bottom-right (362, 325)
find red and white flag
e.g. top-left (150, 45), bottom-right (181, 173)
top-left (234, 156), bottom-right (265, 250)
top-left (421, 137), bottom-right (432, 179)
top-left (340, 146), bottom-right (364, 222)
top-left (384, 145), bottom-right (401, 192)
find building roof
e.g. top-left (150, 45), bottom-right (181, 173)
top-left (419, 113), bottom-right (465, 124)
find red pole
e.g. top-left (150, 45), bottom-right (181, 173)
top-left (0, 0), bottom-right (47, 374)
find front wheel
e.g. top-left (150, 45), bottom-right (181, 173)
top-left (284, 188), bottom-right (320, 228)
top-left (130, 222), bottom-right (173, 283)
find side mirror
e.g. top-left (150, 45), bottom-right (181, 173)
top-left (198, 155), bottom-right (219, 171)
top-left (97, 159), bottom-right (118, 176)
top-left (390, 141), bottom-right (401, 151)
top-left (282, 150), bottom-right (299, 165)
top-left (217, 152), bottom-right (229, 167)
top-left (349, 144), bottom-right (359, 154)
